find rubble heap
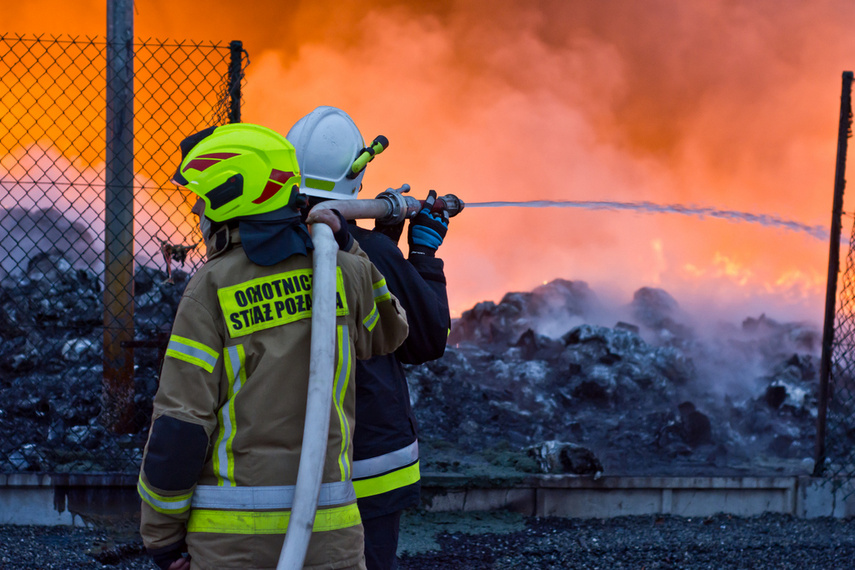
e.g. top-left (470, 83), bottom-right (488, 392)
top-left (0, 241), bottom-right (825, 477)
top-left (413, 280), bottom-right (821, 476)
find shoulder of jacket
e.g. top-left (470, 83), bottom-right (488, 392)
top-left (336, 249), bottom-right (373, 277)
top-left (182, 251), bottom-right (241, 298)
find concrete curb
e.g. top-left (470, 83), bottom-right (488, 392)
top-left (2, 472), bottom-right (854, 525)
top-left (421, 474), bottom-right (855, 518)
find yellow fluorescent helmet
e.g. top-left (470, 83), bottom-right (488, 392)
top-left (172, 123), bottom-right (302, 222)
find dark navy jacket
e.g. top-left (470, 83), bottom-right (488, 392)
top-left (349, 223), bottom-right (449, 519)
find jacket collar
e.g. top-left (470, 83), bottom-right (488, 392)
top-left (205, 224), bottom-right (241, 261)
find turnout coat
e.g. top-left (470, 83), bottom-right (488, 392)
top-left (138, 225), bottom-right (409, 570)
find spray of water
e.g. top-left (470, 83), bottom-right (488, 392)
top-left (467, 200), bottom-right (828, 240)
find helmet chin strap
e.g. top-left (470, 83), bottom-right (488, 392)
top-left (198, 211), bottom-right (214, 241)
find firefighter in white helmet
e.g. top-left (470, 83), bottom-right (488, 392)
top-left (137, 122), bottom-right (409, 570)
top-left (288, 106), bottom-right (451, 570)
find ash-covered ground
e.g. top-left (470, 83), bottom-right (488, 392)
top-left (0, 239), bottom-right (826, 477)
top-left (2, 511), bottom-right (855, 569)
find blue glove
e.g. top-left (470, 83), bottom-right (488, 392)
top-left (408, 190), bottom-right (449, 257)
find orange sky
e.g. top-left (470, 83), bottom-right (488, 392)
top-left (6, 0), bottom-right (855, 325)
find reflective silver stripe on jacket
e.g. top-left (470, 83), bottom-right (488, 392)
top-left (352, 440), bottom-right (419, 479)
top-left (332, 325), bottom-right (353, 481)
top-left (373, 280), bottom-right (391, 302)
top-left (191, 480), bottom-right (356, 510)
top-left (214, 344), bottom-right (246, 486)
top-left (166, 336), bottom-right (219, 372)
top-left (137, 478), bottom-right (193, 513)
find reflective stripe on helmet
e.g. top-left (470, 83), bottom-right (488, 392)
top-left (305, 177), bottom-right (336, 191)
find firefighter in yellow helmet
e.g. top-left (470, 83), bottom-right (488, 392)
top-left (137, 123), bottom-right (409, 570)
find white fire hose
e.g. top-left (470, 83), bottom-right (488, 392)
top-left (277, 190), bottom-right (463, 568)
top-left (276, 221), bottom-right (338, 570)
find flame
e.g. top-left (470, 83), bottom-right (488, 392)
top-left (7, 1), bottom-right (855, 324)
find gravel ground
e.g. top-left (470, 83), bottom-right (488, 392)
top-left (0, 511), bottom-right (854, 569)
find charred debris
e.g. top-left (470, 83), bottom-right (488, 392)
top-left (0, 249), bottom-right (822, 478)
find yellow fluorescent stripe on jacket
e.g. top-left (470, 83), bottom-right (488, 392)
top-left (166, 335), bottom-right (219, 373)
top-left (362, 303), bottom-right (379, 332)
top-left (137, 476), bottom-right (193, 514)
top-left (372, 278), bottom-right (391, 303)
top-left (186, 502), bottom-right (361, 534)
top-left (214, 344), bottom-right (246, 486)
top-left (353, 461), bottom-right (420, 499)
top-left (332, 325), bottom-right (352, 481)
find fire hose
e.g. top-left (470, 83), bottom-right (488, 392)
top-left (276, 187), bottom-right (463, 569)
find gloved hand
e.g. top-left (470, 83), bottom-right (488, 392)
top-left (330, 209), bottom-right (354, 251)
top-left (408, 190), bottom-right (449, 257)
top-left (150, 540), bottom-right (189, 570)
top-left (373, 218), bottom-right (405, 244)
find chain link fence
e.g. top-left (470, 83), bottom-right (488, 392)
top-left (816, 71), bottom-right (855, 493)
top-left (819, 127), bottom-right (855, 480)
top-left (822, 214), bottom-right (855, 485)
top-left (0, 34), bottom-right (246, 473)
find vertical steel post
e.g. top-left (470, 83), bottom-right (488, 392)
top-left (814, 71), bottom-right (853, 476)
top-left (102, 0), bottom-right (136, 434)
top-left (228, 40), bottom-right (242, 123)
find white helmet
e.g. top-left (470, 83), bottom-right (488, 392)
top-left (286, 106), bottom-right (387, 200)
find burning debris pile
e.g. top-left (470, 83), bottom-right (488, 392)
top-left (0, 239), bottom-right (824, 477)
top-left (411, 279), bottom-right (822, 477)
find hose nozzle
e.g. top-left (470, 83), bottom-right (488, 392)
top-left (374, 185), bottom-right (465, 224)
top-left (433, 194), bottom-right (465, 217)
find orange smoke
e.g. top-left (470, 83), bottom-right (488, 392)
top-left (8, 0), bottom-right (855, 324)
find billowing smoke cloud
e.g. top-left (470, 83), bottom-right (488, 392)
top-left (8, 0), bottom-right (855, 325)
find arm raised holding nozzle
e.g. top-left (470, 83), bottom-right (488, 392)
top-left (374, 184), bottom-right (465, 225)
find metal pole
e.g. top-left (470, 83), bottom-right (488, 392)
top-left (102, 0), bottom-right (136, 434)
top-left (814, 71), bottom-right (853, 476)
top-left (228, 40), bottom-right (242, 123)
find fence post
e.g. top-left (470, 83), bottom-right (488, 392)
top-left (228, 40), bottom-right (242, 123)
top-left (814, 70), bottom-right (854, 476)
top-left (102, 0), bottom-right (137, 435)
